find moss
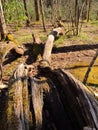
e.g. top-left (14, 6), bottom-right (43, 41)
top-left (67, 61), bottom-right (98, 87)
top-left (6, 34), bottom-right (19, 45)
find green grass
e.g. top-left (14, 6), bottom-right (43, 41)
top-left (54, 35), bottom-right (66, 47)
top-left (90, 20), bottom-right (98, 26)
top-left (15, 34), bottom-right (33, 44)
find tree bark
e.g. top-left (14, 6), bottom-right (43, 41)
top-left (0, 0), bottom-right (7, 40)
top-left (7, 64), bottom-right (30, 130)
top-left (40, 67), bottom-right (98, 129)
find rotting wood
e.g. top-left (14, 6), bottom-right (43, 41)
top-left (30, 78), bottom-right (43, 130)
top-left (6, 64), bottom-right (30, 130)
top-left (39, 67), bottom-right (98, 129)
top-left (0, 41), bottom-right (24, 87)
top-left (0, 63), bottom-right (97, 130)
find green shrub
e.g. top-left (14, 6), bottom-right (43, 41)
top-left (3, 0), bottom-right (27, 26)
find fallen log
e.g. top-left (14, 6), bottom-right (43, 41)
top-left (42, 27), bottom-right (63, 66)
top-left (0, 63), bottom-right (97, 130)
top-left (39, 67), bottom-right (98, 130)
top-left (6, 64), bottom-right (30, 130)
top-left (0, 41), bottom-right (24, 88)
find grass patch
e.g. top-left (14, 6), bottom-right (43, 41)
top-left (67, 61), bottom-right (98, 87)
top-left (90, 20), bottom-right (98, 26)
top-left (15, 34), bottom-right (33, 44)
top-left (78, 32), bottom-right (90, 42)
top-left (39, 35), bottom-right (47, 42)
top-left (54, 35), bottom-right (65, 47)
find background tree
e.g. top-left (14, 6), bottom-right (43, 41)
top-left (39, 0), bottom-right (46, 32)
top-left (0, 0), bottom-right (7, 40)
top-left (34, 0), bottom-right (40, 21)
top-left (23, 0), bottom-right (30, 26)
top-left (86, 0), bottom-right (91, 22)
top-left (51, 0), bottom-right (58, 26)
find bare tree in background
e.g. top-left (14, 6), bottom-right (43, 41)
top-left (51, 0), bottom-right (58, 26)
top-left (34, 0), bottom-right (40, 21)
top-left (74, 0), bottom-right (79, 35)
top-left (86, 0), bottom-right (90, 22)
top-left (39, 0), bottom-right (46, 32)
top-left (23, 0), bottom-right (30, 26)
top-left (0, 0), bottom-right (7, 40)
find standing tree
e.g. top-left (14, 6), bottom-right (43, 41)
top-left (86, 0), bottom-right (90, 22)
top-left (39, 0), bottom-right (46, 32)
top-left (0, 0), bottom-right (7, 40)
top-left (34, 0), bottom-right (40, 21)
top-left (51, 0), bottom-right (58, 26)
top-left (74, 0), bottom-right (79, 35)
top-left (23, 0), bottom-right (30, 26)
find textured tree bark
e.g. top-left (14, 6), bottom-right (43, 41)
top-left (6, 64), bottom-right (30, 130)
top-left (31, 78), bottom-right (43, 130)
top-left (40, 67), bottom-right (98, 130)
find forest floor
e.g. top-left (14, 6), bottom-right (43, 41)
top-left (1, 21), bottom-right (98, 94)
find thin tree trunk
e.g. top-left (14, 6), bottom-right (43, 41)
top-left (51, 0), bottom-right (58, 26)
top-left (74, 0), bottom-right (79, 35)
top-left (34, 0), bottom-right (40, 21)
top-left (0, 0), bottom-right (7, 40)
top-left (86, 0), bottom-right (90, 22)
top-left (39, 0), bottom-right (46, 32)
top-left (23, 0), bottom-right (30, 26)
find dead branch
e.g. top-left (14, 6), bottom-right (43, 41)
top-left (41, 27), bottom-right (63, 67)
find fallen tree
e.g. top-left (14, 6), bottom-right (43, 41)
top-left (0, 64), bottom-right (98, 130)
top-left (0, 27), bottom-right (98, 130)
